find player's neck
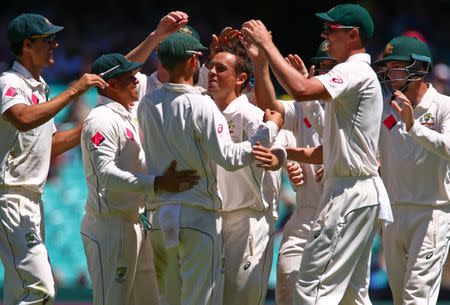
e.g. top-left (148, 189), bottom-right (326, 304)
top-left (17, 57), bottom-right (42, 81)
top-left (215, 92), bottom-right (238, 111)
top-left (406, 81), bottom-right (429, 108)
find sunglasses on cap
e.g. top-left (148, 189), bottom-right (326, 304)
top-left (186, 50), bottom-right (204, 57)
top-left (322, 23), bottom-right (359, 35)
top-left (29, 33), bottom-right (57, 44)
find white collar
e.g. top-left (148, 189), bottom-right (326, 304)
top-left (345, 53), bottom-right (371, 65)
top-left (12, 61), bottom-right (47, 89)
top-left (415, 84), bottom-right (437, 111)
top-left (97, 95), bottom-right (133, 120)
top-left (163, 82), bottom-right (207, 95)
top-left (222, 94), bottom-right (250, 114)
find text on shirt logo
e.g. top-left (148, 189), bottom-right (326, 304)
top-left (217, 124), bottom-right (223, 134)
top-left (331, 77), bottom-right (343, 84)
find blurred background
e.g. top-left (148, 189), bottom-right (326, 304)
top-left (1, 0), bottom-right (450, 304)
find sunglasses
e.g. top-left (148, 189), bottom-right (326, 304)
top-left (30, 33), bottom-right (57, 44)
top-left (186, 50), bottom-right (204, 57)
top-left (322, 23), bottom-right (359, 35)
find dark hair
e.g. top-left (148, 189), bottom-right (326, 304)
top-left (10, 38), bottom-right (36, 56)
top-left (215, 43), bottom-right (253, 93)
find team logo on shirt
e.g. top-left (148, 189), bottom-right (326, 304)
top-left (116, 267), bottom-right (127, 282)
top-left (243, 261), bottom-right (251, 270)
top-left (91, 131), bottom-right (105, 147)
top-left (4, 87), bottom-right (17, 97)
top-left (419, 112), bottom-right (434, 128)
top-left (331, 77), bottom-right (343, 84)
top-left (25, 232), bottom-right (39, 248)
top-left (227, 120), bottom-right (234, 135)
top-left (31, 93), bottom-right (39, 105)
top-left (125, 128), bottom-right (135, 140)
top-left (383, 114), bottom-right (397, 130)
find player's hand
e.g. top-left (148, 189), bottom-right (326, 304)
top-left (263, 109), bottom-right (283, 129)
top-left (240, 35), bottom-right (267, 66)
top-left (241, 20), bottom-right (272, 48)
top-left (287, 161), bottom-right (304, 186)
top-left (391, 90), bottom-right (415, 131)
top-left (252, 142), bottom-right (282, 170)
top-left (209, 27), bottom-right (241, 59)
top-left (315, 166), bottom-right (324, 182)
top-left (285, 54), bottom-right (308, 78)
top-left (71, 74), bottom-right (108, 95)
top-left (309, 65), bottom-right (316, 78)
top-left (155, 11), bottom-right (189, 39)
top-left (155, 160), bottom-right (200, 193)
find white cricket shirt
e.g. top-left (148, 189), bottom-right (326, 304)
top-left (137, 83), bottom-right (278, 211)
top-left (0, 61), bottom-right (56, 194)
top-left (379, 84), bottom-right (450, 206)
top-left (81, 96), bottom-right (155, 216)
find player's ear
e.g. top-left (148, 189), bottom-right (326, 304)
top-left (236, 72), bottom-right (247, 87)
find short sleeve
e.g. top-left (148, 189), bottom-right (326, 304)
top-left (0, 75), bottom-right (27, 114)
top-left (315, 63), bottom-right (355, 100)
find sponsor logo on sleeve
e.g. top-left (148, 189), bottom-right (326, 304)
top-left (4, 87), bottom-right (17, 97)
top-left (125, 128), bottom-right (135, 140)
top-left (217, 123), bottom-right (224, 134)
top-left (383, 114), bottom-right (397, 130)
top-left (331, 77), bottom-right (343, 84)
top-left (91, 131), bottom-right (105, 147)
top-left (303, 117), bottom-right (312, 128)
top-left (31, 93), bottom-right (39, 105)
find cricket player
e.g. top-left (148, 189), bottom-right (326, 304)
top-left (81, 53), bottom-right (200, 305)
top-left (206, 36), bottom-right (286, 305)
top-left (242, 3), bottom-right (392, 304)
top-left (137, 28), bottom-right (283, 305)
top-left (0, 13), bottom-right (107, 305)
top-left (375, 35), bottom-right (450, 305)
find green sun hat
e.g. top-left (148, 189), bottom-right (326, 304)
top-left (91, 53), bottom-right (144, 80)
top-left (8, 13), bottom-right (64, 43)
top-left (315, 4), bottom-right (374, 40)
top-left (375, 36), bottom-right (432, 66)
top-left (158, 25), bottom-right (207, 68)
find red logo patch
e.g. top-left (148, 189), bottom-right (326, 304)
top-left (31, 94), bottom-right (39, 105)
top-left (125, 128), bottom-right (135, 140)
top-left (91, 132), bottom-right (105, 147)
top-left (5, 87), bottom-right (17, 97)
top-left (217, 124), bottom-right (223, 134)
top-left (383, 114), bottom-right (397, 130)
top-left (303, 117), bottom-right (312, 128)
top-left (331, 77), bottom-right (343, 84)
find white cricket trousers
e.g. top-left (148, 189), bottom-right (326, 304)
top-left (382, 204), bottom-right (450, 305)
top-left (150, 205), bottom-right (224, 305)
top-left (222, 208), bottom-right (275, 305)
top-left (0, 187), bottom-right (55, 305)
top-left (81, 212), bottom-right (160, 305)
top-left (295, 177), bottom-right (381, 305)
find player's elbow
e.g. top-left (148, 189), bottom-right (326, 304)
top-left (4, 111), bottom-right (35, 132)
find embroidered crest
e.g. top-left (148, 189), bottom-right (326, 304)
top-left (384, 44), bottom-right (394, 57)
top-left (116, 267), bottom-right (127, 282)
top-left (419, 112), bottom-right (434, 128)
top-left (91, 132), bottom-right (105, 147)
top-left (227, 120), bottom-right (234, 134)
top-left (179, 26), bottom-right (193, 35)
top-left (320, 41), bottom-right (330, 52)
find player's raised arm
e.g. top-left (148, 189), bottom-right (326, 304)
top-left (241, 20), bottom-right (330, 102)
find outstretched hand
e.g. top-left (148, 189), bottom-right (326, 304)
top-left (155, 11), bottom-right (189, 39)
top-left (241, 20), bottom-right (272, 48)
top-left (155, 160), bottom-right (200, 193)
top-left (285, 54), bottom-right (309, 78)
top-left (210, 27), bottom-right (242, 58)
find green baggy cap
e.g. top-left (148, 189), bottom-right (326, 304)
top-left (8, 13), bottom-right (64, 43)
top-left (374, 36), bottom-right (432, 66)
top-left (315, 4), bottom-right (374, 40)
top-left (158, 25), bottom-right (207, 68)
top-left (91, 53), bottom-right (144, 80)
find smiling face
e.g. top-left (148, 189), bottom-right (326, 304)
top-left (320, 23), bottom-right (360, 63)
top-left (108, 70), bottom-right (140, 109)
top-left (208, 52), bottom-right (247, 106)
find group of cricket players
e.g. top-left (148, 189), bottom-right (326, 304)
top-left (0, 3), bottom-right (449, 305)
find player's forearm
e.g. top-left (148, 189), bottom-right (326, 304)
top-left (260, 43), bottom-right (311, 102)
top-left (126, 31), bottom-right (165, 64)
top-left (286, 145), bottom-right (323, 164)
top-left (253, 61), bottom-right (285, 116)
top-left (409, 122), bottom-right (450, 160)
top-left (51, 124), bottom-right (82, 159)
top-left (5, 89), bottom-right (76, 132)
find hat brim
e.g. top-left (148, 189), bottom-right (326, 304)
top-left (374, 55), bottom-right (410, 66)
top-left (315, 13), bottom-right (335, 23)
top-left (105, 62), bottom-right (144, 80)
top-left (310, 56), bottom-right (336, 63)
top-left (42, 25), bottom-right (64, 35)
